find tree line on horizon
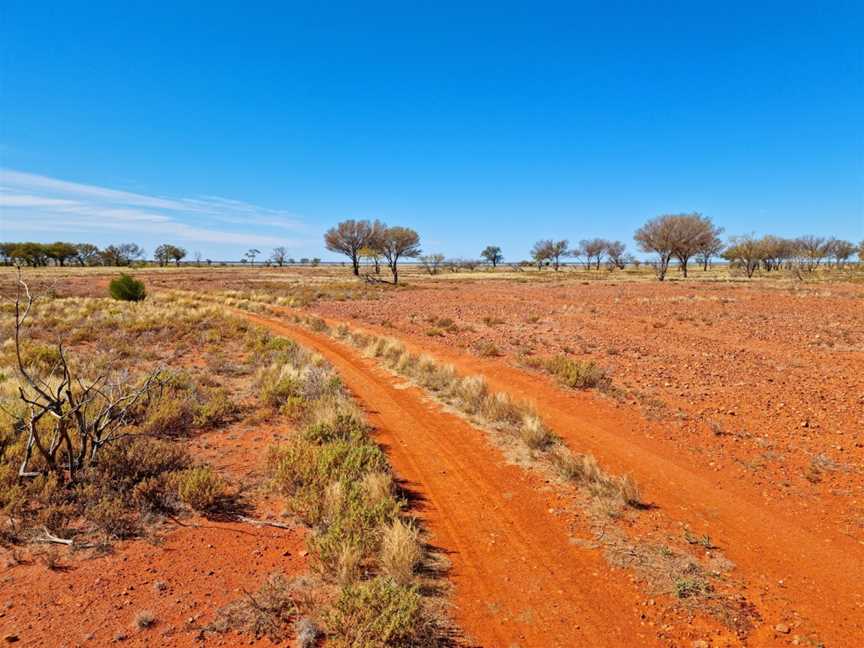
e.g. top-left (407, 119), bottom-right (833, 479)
top-left (3, 213), bottom-right (862, 281)
top-left (0, 241), bottom-right (322, 268)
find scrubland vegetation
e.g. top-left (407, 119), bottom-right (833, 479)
top-left (0, 274), bottom-right (448, 645)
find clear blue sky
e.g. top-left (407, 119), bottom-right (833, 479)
top-left (1, 1), bottom-right (862, 261)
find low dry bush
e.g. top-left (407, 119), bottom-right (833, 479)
top-left (543, 355), bottom-right (610, 390)
top-left (380, 519), bottom-right (422, 585)
top-left (210, 573), bottom-right (300, 642)
top-left (177, 466), bottom-right (229, 512)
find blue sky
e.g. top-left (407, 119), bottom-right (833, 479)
top-left (1, 1), bottom-right (862, 261)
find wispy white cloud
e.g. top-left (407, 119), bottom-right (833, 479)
top-left (0, 168), bottom-right (316, 250)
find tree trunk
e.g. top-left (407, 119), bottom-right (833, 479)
top-left (351, 254), bottom-right (360, 276)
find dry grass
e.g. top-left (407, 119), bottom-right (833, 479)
top-left (134, 610), bottom-right (156, 629)
top-left (313, 317), bottom-right (642, 512)
top-left (380, 519), bottom-right (423, 585)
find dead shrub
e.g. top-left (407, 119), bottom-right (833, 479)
top-left (134, 610), bottom-right (156, 629)
top-left (209, 573), bottom-right (299, 642)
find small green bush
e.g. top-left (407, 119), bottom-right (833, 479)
top-left (178, 466), bottom-right (228, 512)
top-left (544, 356), bottom-right (610, 390)
top-left (109, 274), bottom-right (146, 301)
top-left (325, 577), bottom-right (433, 647)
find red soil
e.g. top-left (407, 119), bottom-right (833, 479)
top-left (242, 312), bottom-right (744, 648)
top-left (0, 422), bottom-right (308, 648)
top-left (304, 278), bottom-right (864, 646)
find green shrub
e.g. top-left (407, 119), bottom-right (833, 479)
top-left (141, 396), bottom-right (195, 437)
top-left (303, 413), bottom-right (367, 444)
top-left (269, 437), bottom-right (390, 525)
top-left (194, 387), bottom-right (239, 427)
top-left (325, 577), bottom-right (433, 647)
top-left (544, 356), bottom-right (610, 390)
top-left (95, 437), bottom-right (191, 493)
top-left (109, 274), bottom-right (146, 302)
top-left (87, 495), bottom-right (139, 538)
top-left (178, 466), bottom-right (228, 512)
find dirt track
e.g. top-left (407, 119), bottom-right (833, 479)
top-left (242, 312), bottom-right (680, 647)
top-left (246, 309), bottom-right (864, 647)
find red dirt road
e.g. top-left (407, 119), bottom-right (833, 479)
top-left (290, 310), bottom-right (864, 647)
top-left (242, 312), bottom-right (733, 648)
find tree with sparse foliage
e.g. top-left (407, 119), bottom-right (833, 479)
top-left (75, 243), bottom-right (100, 266)
top-left (795, 236), bottom-right (828, 271)
top-left (605, 241), bottom-right (627, 270)
top-left (324, 219), bottom-right (376, 276)
top-left (101, 243), bottom-right (144, 266)
top-left (480, 246), bottom-right (504, 268)
top-left (244, 249), bottom-right (261, 266)
top-left (530, 241), bottom-right (551, 269)
top-left (825, 238), bottom-right (856, 268)
top-left (579, 239), bottom-right (607, 270)
top-left (420, 253), bottom-right (445, 275)
top-left (634, 216), bottom-right (677, 281)
top-left (695, 228), bottom-right (725, 271)
top-left (271, 246), bottom-right (288, 267)
top-left (670, 213), bottom-right (720, 278)
top-left (859, 241), bottom-right (864, 262)
top-left (380, 226), bottom-right (421, 284)
top-left (722, 235), bottom-right (763, 278)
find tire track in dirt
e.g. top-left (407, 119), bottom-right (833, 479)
top-left (298, 312), bottom-right (864, 646)
top-left (240, 312), bottom-right (669, 648)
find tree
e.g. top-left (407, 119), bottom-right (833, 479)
top-left (193, 250), bottom-right (202, 266)
top-left (668, 213), bottom-right (720, 278)
top-left (244, 249), bottom-right (261, 266)
top-left (154, 244), bottom-right (170, 266)
top-left (380, 226), bottom-right (421, 284)
top-left (636, 214), bottom-right (707, 281)
top-left (795, 236), bottom-right (828, 271)
top-left (153, 244), bottom-right (186, 267)
top-left (74, 243), bottom-right (100, 266)
top-left (530, 240), bottom-right (552, 270)
top-left (605, 241), bottom-right (627, 270)
top-left (46, 242), bottom-right (78, 267)
top-left (722, 235), bottom-right (763, 278)
top-left (10, 242), bottom-right (50, 267)
top-left (859, 241), bottom-right (864, 262)
top-left (0, 243), bottom-right (15, 265)
top-left (480, 246), bottom-right (504, 268)
top-left (578, 239), bottom-right (606, 270)
top-left (826, 239), bottom-right (856, 268)
top-left (324, 219), bottom-right (375, 276)
top-left (695, 227), bottom-right (725, 271)
top-left (271, 246), bottom-right (288, 267)
top-left (358, 246), bottom-right (382, 274)
top-left (102, 243), bottom-right (144, 266)
top-left (170, 246), bottom-right (187, 266)
top-left (420, 253), bottom-right (445, 275)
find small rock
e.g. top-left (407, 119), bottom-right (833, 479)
top-left (691, 641), bottom-right (709, 648)
top-left (4, 634), bottom-right (19, 644)
top-left (775, 623), bottom-right (791, 634)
